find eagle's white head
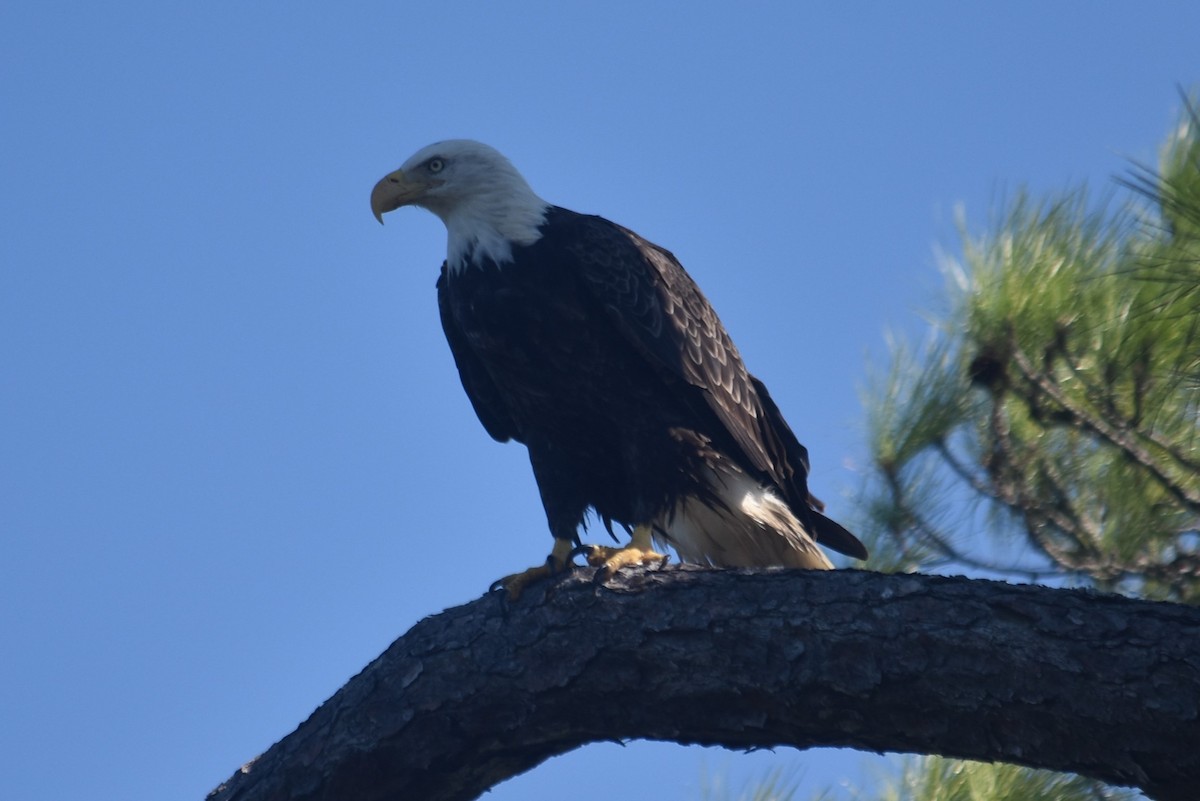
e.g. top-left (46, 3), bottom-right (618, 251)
top-left (371, 140), bottom-right (549, 270)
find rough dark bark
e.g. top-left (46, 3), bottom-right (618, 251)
top-left (208, 566), bottom-right (1200, 801)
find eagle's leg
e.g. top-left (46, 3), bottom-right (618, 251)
top-left (581, 524), bottom-right (669, 582)
top-left (490, 537), bottom-right (575, 601)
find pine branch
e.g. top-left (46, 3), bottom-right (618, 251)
top-left (207, 566), bottom-right (1200, 801)
top-left (1010, 346), bottom-right (1200, 512)
top-left (880, 459), bottom-right (1063, 578)
top-left (1057, 342), bottom-right (1200, 476)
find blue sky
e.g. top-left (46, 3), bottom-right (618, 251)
top-left (2, 3), bottom-right (1196, 800)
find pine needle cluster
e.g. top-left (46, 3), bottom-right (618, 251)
top-left (861, 93), bottom-right (1200, 602)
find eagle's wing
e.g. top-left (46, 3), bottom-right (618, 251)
top-left (750, 375), bottom-right (869, 559)
top-left (436, 265), bottom-right (519, 443)
top-left (561, 213), bottom-right (865, 559)
top-left (562, 217), bottom-right (790, 470)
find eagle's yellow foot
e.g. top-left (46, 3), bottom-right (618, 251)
top-left (490, 538), bottom-right (575, 601)
top-left (580, 524), bottom-right (669, 582)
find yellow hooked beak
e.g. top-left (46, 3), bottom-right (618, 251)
top-left (370, 168), bottom-right (438, 224)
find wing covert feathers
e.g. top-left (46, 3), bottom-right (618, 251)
top-left (564, 216), bottom-right (772, 473)
top-left (562, 212), bottom-right (865, 561)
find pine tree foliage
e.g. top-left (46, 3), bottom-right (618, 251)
top-left (858, 757), bottom-right (1137, 801)
top-left (861, 94), bottom-right (1200, 601)
top-left (726, 93), bottom-right (1197, 801)
top-left (843, 92), bottom-right (1197, 801)
top-left (701, 765), bottom-right (804, 801)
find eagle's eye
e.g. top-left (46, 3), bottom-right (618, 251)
top-left (427, 158), bottom-right (445, 174)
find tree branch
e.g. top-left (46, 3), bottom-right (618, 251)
top-left (207, 567), bottom-right (1200, 801)
top-left (1010, 346), bottom-right (1200, 512)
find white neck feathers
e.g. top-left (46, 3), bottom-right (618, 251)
top-left (443, 189), bottom-right (548, 271)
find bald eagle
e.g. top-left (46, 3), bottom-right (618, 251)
top-left (371, 140), bottom-right (866, 596)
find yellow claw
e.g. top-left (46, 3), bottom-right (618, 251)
top-left (491, 538), bottom-right (575, 601)
top-left (583, 524), bottom-right (670, 581)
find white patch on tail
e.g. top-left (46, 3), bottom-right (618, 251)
top-left (654, 467), bottom-right (834, 570)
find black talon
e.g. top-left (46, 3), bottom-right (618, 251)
top-left (593, 566), bottom-right (614, 584)
top-left (568, 543), bottom-right (597, 562)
